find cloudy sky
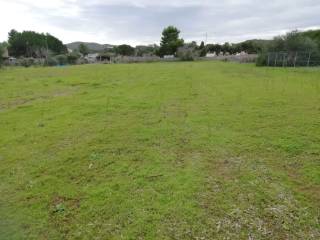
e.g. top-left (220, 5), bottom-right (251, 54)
top-left (0, 0), bottom-right (319, 46)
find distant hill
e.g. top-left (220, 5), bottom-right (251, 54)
top-left (66, 42), bottom-right (115, 52)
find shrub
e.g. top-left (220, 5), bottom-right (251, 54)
top-left (46, 57), bottom-right (58, 66)
top-left (258, 30), bottom-right (320, 66)
top-left (256, 51), bottom-right (268, 66)
top-left (177, 45), bottom-right (199, 61)
top-left (76, 58), bottom-right (88, 65)
top-left (67, 52), bottom-right (81, 64)
top-left (55, 54), bottom-right (68, 65)
top-left (19, 58), bottom-right (34, 67)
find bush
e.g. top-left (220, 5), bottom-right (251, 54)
top-left (19, 58), bottom-right (34, 67)
top-left (256, 30), bottom-right (320, 66)
top-left (55, 54), bottom-right (68, 65)
top-left (177, 45), bottom-right (199, 61)
top-left (256, 51), bottom-right (268, 66)
top-left (76, 58), bottom-right (88, 65)
top-left (67, 52), bottom-right (81, 64)
top-left (46, 57), bottom-right (58, 66)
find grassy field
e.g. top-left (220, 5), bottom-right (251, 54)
top-left (0, 61), bottom-right (319, 239)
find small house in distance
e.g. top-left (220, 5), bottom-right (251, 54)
top-left (163, 55), bottom-right (175, 59)
top-left (206, 52), bottom-right (216, 58)
top-left (84, 53), bottom-right (112, 63)
top-left (85, 53), bottom-right (99, 63)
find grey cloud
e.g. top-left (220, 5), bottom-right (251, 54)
top-left (10, 0), bottom-right (320, 45)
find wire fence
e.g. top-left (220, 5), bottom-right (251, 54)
top-left (267, 51), bottom-right (320, 67)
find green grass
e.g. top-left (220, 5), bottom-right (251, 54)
top-left (0, 62), bottom-right (319, 239)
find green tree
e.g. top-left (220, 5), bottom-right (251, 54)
top-left (206, 44), bottom-right (222, 55)
top-left (270, 30), bottom-right (318, 53)
top-left (46, 34), bottom-right (67, 54)
top-left (256, 30), bottom-right (320, 66)
top-left (78, 43), bottom-right (89, 56)
top-left (115, 44), bottom-right (135, 56)
top-left (302, 30), bottom-right (320, 50)
top-left (221, 42), bottom-right (231, 54)
top-left (8, 29), bottom-right (66, 57)
top-left (67, 52), bottom-right (81, 64)
top-left (159, 26), bottom-right (184, 57)
top-left (135, 45), bottom-right (157, 57)
top-left (198, 41), bottom-right (207, 57)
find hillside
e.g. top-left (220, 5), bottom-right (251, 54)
top-left (66, 42), bottom-right (114, 52)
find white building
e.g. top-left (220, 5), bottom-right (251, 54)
top-left (206, 52), bottom-right (216, 58)
top-left (85, 53), bottom-right (99, 63)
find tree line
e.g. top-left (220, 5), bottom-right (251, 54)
top-left (7, 30), bottom-right (67, 57)
top-left (1, 27), bottom-right (320, 67)
top-left (256, 30), bottom-right (320, 66)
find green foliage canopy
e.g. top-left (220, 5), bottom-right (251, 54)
top-left (115, 44), bottom-right (135, 56)
top-left (8, 29), bottom-right (67, 57)
top-left (270, 30), bottom-right (318, 53)
top-left (159, 26), bottom-right (184, 57)
top-left (78, 43), bottom-right (89, 56)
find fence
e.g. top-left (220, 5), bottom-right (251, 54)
top-left (200, 54), bottom-right (258, 63)
top-left (267, 51), bottom-right (320, 67)
top-left (111, 56), bottom-right (179, 64)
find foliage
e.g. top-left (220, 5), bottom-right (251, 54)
top-left (19, 58), bottom-right (35, 67)
top-left (45, 56), bottom-right (58, 66)
top-left (135, 45), bottom-right (158, 57)
top-left (206, 40), bottom-right (269, 55)
top-left (255, 50), bottom-right (268, 66)
top-left (269, 30), bottom-right (318, 53)
top-left (115, 44), bottom-right (135, 56)
top-left (67, 52), bottom-right (81, 64)
top-left (198, 41), bottom-right (207, 57)
top-left (78, 43), bottom-right (89, 56)
top-left (7, 29), bottom-right (67, 58)
top-left (55, 54), bottom-right (68, 65)
top-left (206, 43), bottom-right (222, 55)
top-left (237, 40), bottom-right (268, 54)
top-left (159, 26), bottom-right (184, 57)
top-left (46, 34), bottom-right (67, 55)
top-left (301, 29), bottom-right (320, 50)
top-left (177, 43), bottom-right (200, 61)
top-left (257, 30), bottom-right (320, 66)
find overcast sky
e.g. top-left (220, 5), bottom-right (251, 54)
top-left (0, 0), bottom-right (319, 46)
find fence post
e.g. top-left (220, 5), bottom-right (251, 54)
top-left (274, 53), bottom-right (278, 66)
top-left (267, 53), bottom-right (270, 66)
top-left (307, 52), bottom-right (311, 67)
